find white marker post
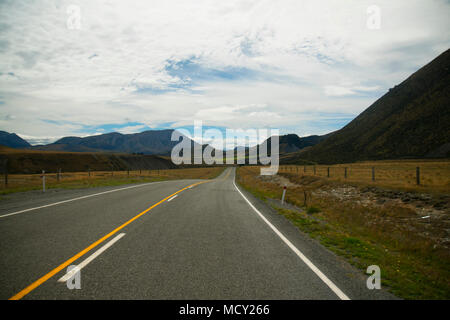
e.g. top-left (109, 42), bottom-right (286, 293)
top-left (42, 170), bottom-right (46, 193)
top-left (281, 186), bottom-right (286, 204)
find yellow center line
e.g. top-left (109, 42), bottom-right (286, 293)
top-left (9, 179), bottom-right (211, 300)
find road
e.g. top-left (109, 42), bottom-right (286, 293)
top-left (0, 168), bottom-right (395, 299)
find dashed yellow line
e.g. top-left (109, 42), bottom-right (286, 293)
top-left (9, 180), bottom-right (210, 300)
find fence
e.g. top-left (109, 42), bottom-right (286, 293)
top-left (0, 167), bottom-right (206, 192)
top-left (276, 161), bottom-right (450, 191)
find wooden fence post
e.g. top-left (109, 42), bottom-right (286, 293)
top-left (42, 170), bottom-right (46, 192)
top-left (313, 166), bottom-right (316, 175)
top-left (416, 167), bottom-right (420, 185)
top-left (327, 167), bottom-right (330, 178)
top-left (372, 167), bottom-right (375, 181)
top-left (88, 168), bottom-right (91, 177)
top-left (345, 167), bottom-right (347, 179)
top-left (3, 159), bottom-right (8, 187)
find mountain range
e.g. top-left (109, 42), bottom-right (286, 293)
top-left (1, 49), bottom-right (449, 164)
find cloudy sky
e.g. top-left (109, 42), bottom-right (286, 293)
top-left (0, 0), bottom-right (449, 146)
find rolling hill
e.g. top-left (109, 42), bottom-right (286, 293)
top-left (285, 48), bottom-right (450, 164)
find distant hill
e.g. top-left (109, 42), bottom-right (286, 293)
top-left (32, 129), bottom-right (198, 155)
top-left (288, 49), bottom-right (450, 164)
top-left (0, 145), bottom-right (176, 174)
top-left (0, 131), bottom-right (31, 148)
top-left (250, 133), bottom-right (329, 156)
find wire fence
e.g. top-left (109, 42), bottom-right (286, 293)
top-left (276, 161), bottom-right (450, 191)
top-left (0, 167), bottom-right (223, 191)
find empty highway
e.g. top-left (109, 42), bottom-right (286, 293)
top-left (0, 168), bottom-right (394, 300)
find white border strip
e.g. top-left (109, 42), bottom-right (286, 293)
top-left (233, 172), bottom-right (350, 300)
top-left (58, 233), bottom-right (126, 283)
top-left (0, 182), bottom-right (163, 219)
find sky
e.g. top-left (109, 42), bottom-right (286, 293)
top-left (0, 0), bottom-right (449, 146)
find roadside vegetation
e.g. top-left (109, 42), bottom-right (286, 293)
top-left (236, 163), bottom-right (450, 299)
top-left (0, 167), bottom-right (225, 196)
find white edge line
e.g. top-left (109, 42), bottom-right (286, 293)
top-left (232, 172), bottom-right (350, 300)
top-left (58, 233), bottom-right (126, 283)
top-left (167, 194), bottom-right (178, 202)
top-left (0, 181), bottom-right (164, 219)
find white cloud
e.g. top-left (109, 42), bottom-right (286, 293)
top-left (0, 0), bottom-right (448, 141)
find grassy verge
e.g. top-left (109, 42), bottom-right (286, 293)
top-left (236, 166), bottom-right (450, 299)
top-left (0, 167), bottom-right (226, 196)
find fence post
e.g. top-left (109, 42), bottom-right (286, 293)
top-left (42, 170), bottom-right (46, 192)
top-left (313, 166), bottom-right (316, 175)
top-left (127, 169), bottom-right (130, 177)
top-left (57, 168), bottom-right (61, 182)
top-left (372, 167), bottom-right (375, 181)
top-left (416, 167), bottom-right (420, 185)
top-left (3, 159), bottom-right (8, 187)
top-left (88, 168), bottom-right (91, 177)
top-left (345, 167), bottom-right (347, 179)
top-left (281, 186), bottom-right (286, 204)
top-left (327, 167), bottom-right (330, 178)
top-left (111, 165), bottom-right (114, 176)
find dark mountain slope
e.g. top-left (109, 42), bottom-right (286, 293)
top-left (33, 129), bottom-right (186, 155)
top-left (296, 49), bottom-right (450, 164)
top-left (0, 131), bottom-right (31, 148)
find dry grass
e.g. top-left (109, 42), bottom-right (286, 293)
top-left (236, 164), bottom-right (450, 299)
top-left (279, 159), bottom-right (450, 193)
top-left (0, 167), bottom-right (225, 194)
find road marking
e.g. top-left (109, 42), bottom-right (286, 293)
top-left (58, 233), bottom-right (126, 283)
top-left (167, 194), bottom-right (178, 202)
top-left (9, 180), bottom-right (209, 300)
top-left (0, 181), bottom-right (165, 219)
top-left (232, 172), bottom-right (350, 300)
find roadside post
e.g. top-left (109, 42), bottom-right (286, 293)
top-left (416, 167), bottom-right (420, 185)
top-left (281, 186), bottom-right (287, 204)
top-left (42, 170), bottom-right (46, 192)
top-left (3, 159), bottom-right (8, 187)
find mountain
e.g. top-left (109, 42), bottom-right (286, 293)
top-left (0, 145), bottom-right (176, 174)
top-left (274, 134), bottom-right (329, 154)
top-left (32, 129), bottom-right (196, 155)
top-left (251, 133), bottom-right (329, 155)
top-left (0, 131), bottom-right (31, 149)
top-left (288, 49), bottom-right (450, 164)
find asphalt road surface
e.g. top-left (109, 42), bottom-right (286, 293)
top-left (0, 168), bottom-right (395, 300)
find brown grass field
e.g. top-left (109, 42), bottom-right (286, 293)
top-left (237, 160), bottom-right (450, 299)
top-left (278, 160), bottom-right (450, 193)
top-left (0, 167), bottom-right (225, 195)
